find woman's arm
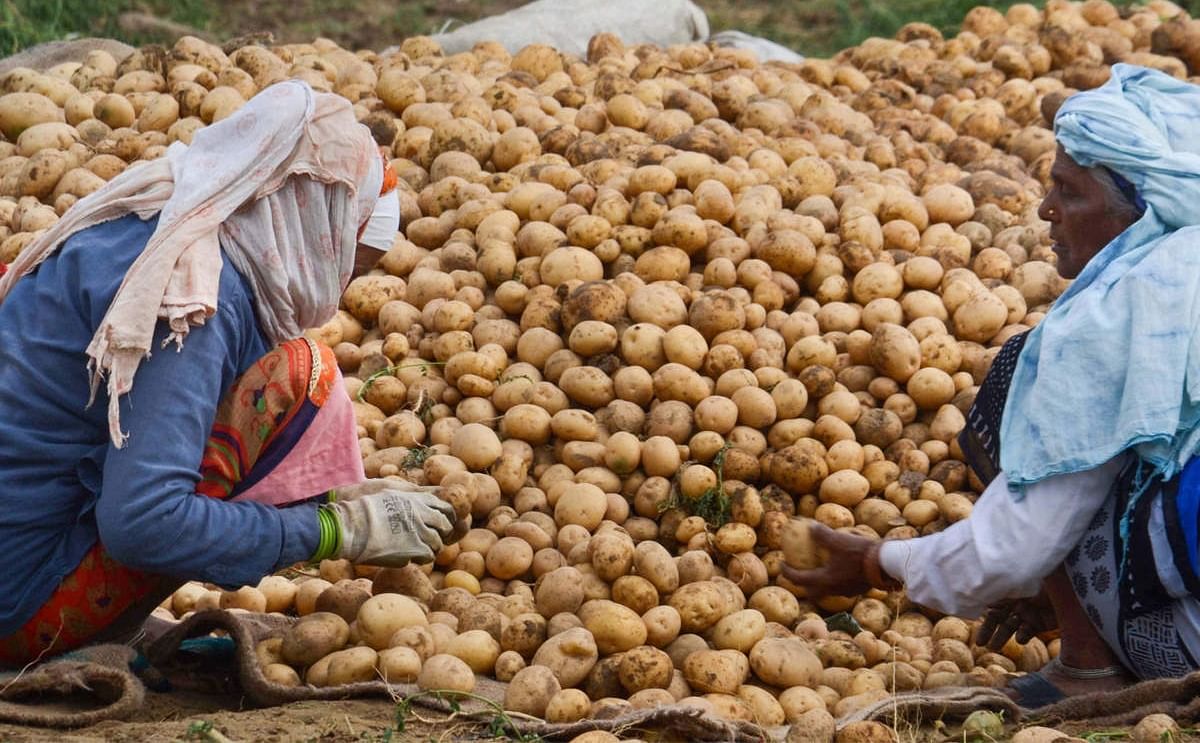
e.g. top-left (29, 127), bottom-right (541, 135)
top-left (877, 458), bottom-right (1125, 617)
top-left (95, 297), bottom-right (320, 587)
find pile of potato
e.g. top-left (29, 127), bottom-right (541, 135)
top-left (9, 0), bottom-right (1200, 734)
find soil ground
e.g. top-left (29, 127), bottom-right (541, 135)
top-left (0, 693), bottom-right (437, 743)
top-left (1, 688), bottom-right (1195, 743)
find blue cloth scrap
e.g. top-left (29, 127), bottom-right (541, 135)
top-left (1178, 458), bottom-right (1200, 577)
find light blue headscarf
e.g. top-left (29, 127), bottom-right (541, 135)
top-left (1000, 64), bottom-right (1200, 495)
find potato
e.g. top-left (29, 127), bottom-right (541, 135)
top-left (417, 654), bottom-right (476, 693)
top-left (314, 582), bottom-right (372, 623)
top-left (281, 612), bottom-right (351, 667)
top-left (170, 582), bottom-right (208, 616)
top-left (1012, 728), bottom-right (1073, 743)
top-left (819, 470), bottom-right (870, 507)
top-left (295, 578), bottom-right (333, 616)
top-left (835, 721), bottom-right (898, 742)
top-left (870, 323), bottom-right (921, 382)
top-left (18, 14), bottom-right (1110, 705)
top-left (749, 638), bottom-right (822, 688)
top-left (378, 646), bottom-right (422, 683)
top-left (451, 423), bottom-right (503, 470)
top-left (435, 626), bottom-right (498, 674)
top-left (668, 581), bottom-right (728, 633)
top-left (711, 609), bottom-right (766, 653)
top-left (738, 684), bottom-right (785, 727)
top-left (781, 517), bottom-right (826, 570)
top-left (642, 605), bottom-right (681, 648)
top-left (263, 663), bottom-right (302, 687)
top-left (505, 664), bottom-right (562, 717)
top-left (357, 594), bottom-right (427, 650)
top-left (617, 645), bottom-right (673, 693)
top-left (531, 627), bottom-right (599, 688)
top-left (748, 587), bottom-right (800, 626)
top-left (0, 92), bottom-right (63, 140)
top-left (546, 688), bottom-right (592, 723)
top-left (787, 707), bottom-right (838, 742)
top-left (487, 536), bottom-right (534, 580)
top-left (537, 566), bottom-right (586, 617)
top-left (580, 599), bottom-right (648, 655)
top-left (324, 646), bottom-right (380, 686)
top-left (1131, 714), bottom-right (1181, 743)
top-left (634, 541), bottom-right (679, 594)
top-left (683, 649), bottom-right (749, 695)
top-left (554, 483), bottom-right (608, 531)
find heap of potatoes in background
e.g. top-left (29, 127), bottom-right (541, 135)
top-left (5, 0), bottom-right (1200, 733)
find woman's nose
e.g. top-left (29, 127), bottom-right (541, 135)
top-left (1038, 192), bottom-right (1059, 222)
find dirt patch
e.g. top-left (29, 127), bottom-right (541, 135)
top-left (0, 694), bottom-right (448, 743)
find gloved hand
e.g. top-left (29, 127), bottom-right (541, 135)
top-left (322, 486), bottom-right (455, 567)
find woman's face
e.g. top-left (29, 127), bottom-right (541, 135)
top-left (1037, 144), bottom-right (1138, 279)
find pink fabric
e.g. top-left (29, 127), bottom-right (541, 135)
top-left (232, 371), bottom-right (366, 507)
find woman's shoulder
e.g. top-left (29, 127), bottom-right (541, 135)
top-left (61, 213), bottom-right (159, 259)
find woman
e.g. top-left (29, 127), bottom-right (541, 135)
top-left (0, 81), bottom-right (454, 666)
top-left (784, 64), bottom-right (1200, 706)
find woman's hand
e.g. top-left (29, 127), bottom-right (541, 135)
top-left (324, 483), bottom-right (455, 567)
top-left (779, 522), bottom-right (884, 597)
top-left (976, 594), bottom-right (1058, 651)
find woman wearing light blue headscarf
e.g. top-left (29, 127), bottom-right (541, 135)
top-left (784, 65), bottom-right (1200, 706)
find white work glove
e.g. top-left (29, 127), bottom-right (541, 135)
top-left (323, 484), bottom-right (454, 567)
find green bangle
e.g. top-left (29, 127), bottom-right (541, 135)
top-left (310, 508), bottom-right (341, 563)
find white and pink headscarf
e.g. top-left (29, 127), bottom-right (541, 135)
top-left (0, 80), bottom-right (383, 447)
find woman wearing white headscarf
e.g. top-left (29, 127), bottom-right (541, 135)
top-left (784, 65), bottom-right (1200, 705)
top-left (0, 81), bottom-right (452, 666)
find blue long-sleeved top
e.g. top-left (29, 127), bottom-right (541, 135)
top-left (0, 213), bottom-right (320, 635)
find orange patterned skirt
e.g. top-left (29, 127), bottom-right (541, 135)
top-left (0, 338), bottom-right (339, 667)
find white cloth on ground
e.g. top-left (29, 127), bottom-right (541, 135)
top-left (879, 458), bottom-right (1127, 618)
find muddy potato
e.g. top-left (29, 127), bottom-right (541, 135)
top-left (668, 581), bottom-right (728, 633)
top-left (682, 649), bottom-right (750, 695)
top-left (314, 582), bottom-right (372, 623)
top-left (546, 688), bottom-right (592, 723)
top-left (505, 664), bottom-right (561, 717)
top-left (502, 612), bottom-right (548, 659)
top-left (281, 612), bottom-right (351, 667)
top-left (531, 627), bottom-right (600, 688)
top-left (617, 645), bottom-right (673, 693)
